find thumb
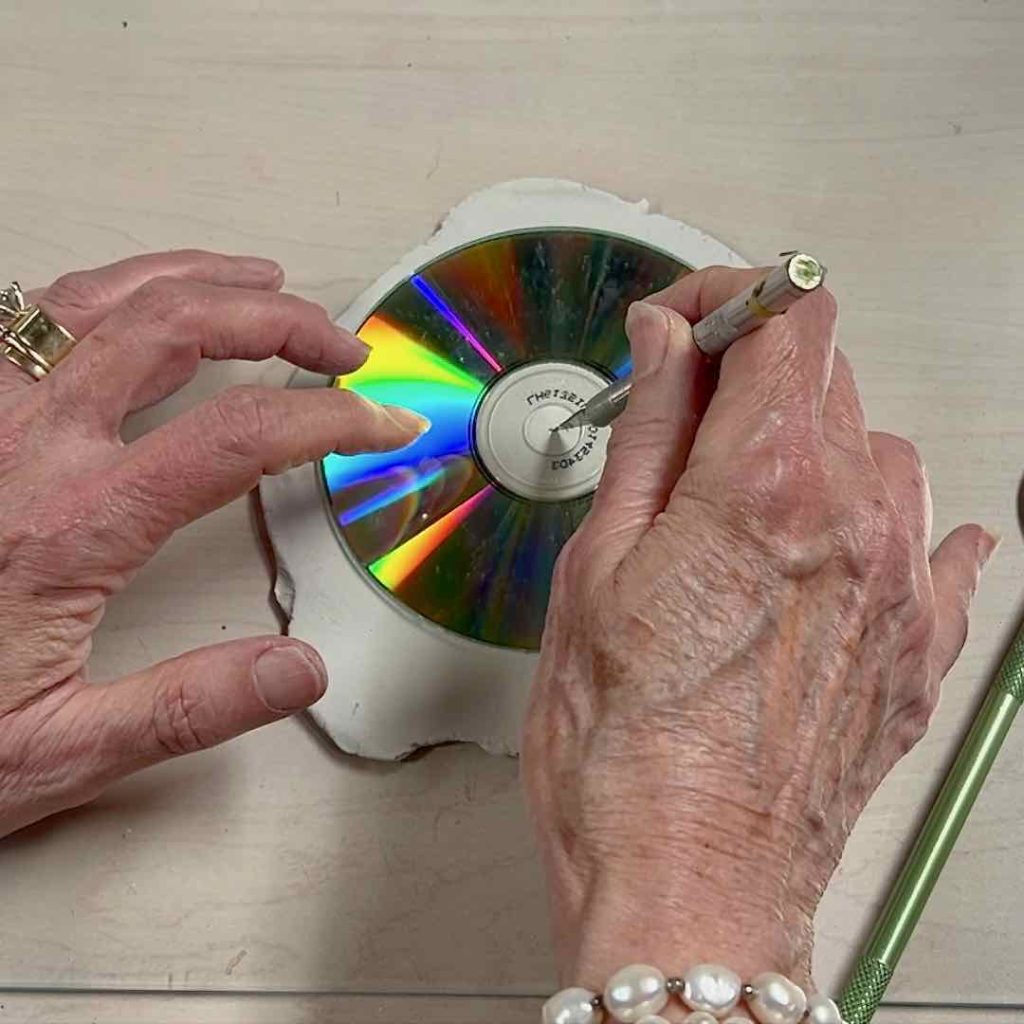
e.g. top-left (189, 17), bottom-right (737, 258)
top-left (82, 637), bottom-right (326, 775)
top-left (586, 300), bottom-right (709, 573)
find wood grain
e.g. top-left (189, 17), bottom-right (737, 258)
top-left (1, 0), bottom-right (1022, 1019)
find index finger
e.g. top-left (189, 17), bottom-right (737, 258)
top-left (652, 264), bottom-right (838, 449)
top-left (0, 250), bottom-right (285, 395)
top-left (648, 265), bottom-right (767, 323)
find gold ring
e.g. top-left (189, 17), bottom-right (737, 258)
top-left (0, 281), bottom-right (79, 381)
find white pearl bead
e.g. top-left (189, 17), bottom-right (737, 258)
top-left (603, 964), bottom-right (669, 1023)
top-left (542, 987), bottom-right (601, 1024)
top-left (682, 963), bottom-right (742, 1015)
top-left (806, 994), bottom-right (844, 1024)
top-left (636, 1017), bottom-right (671, 1024)
top-left (682, 1013), bottom-right (719, 1024)
top-left (723, 1019), bottom-right (751, 1024)
top-left (747, 972), bottom-right (807, 1024)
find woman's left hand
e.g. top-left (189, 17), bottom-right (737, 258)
top-left (0, 250), bottom-right (424, 837)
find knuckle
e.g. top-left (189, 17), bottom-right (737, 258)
top-left (333, 387), bottom-right (372, 419)
top-left (892, 695), bottom-right (934, 755)
top-left (548, 530), bottom-right (612, 624)
top-left (208, 385), bottom-right (273, 457)
top-left (696, 266), bottom-right (741, 310)
top-left (745, 439), bottom-right (824, 499)
top-left (729, 440), bottom-right (827, 533)
top-left (124, 276), bottom-right (194, 327)
top-left (45, 270), bottom-right (107, 313)
top-left (892, 434), bottom-right (921, 462)
top-left (712, 440), bottom-right (834, 575)
top-left (150, 679), bottom-right (210, 758)
top-left (167, 247), bottom-right (215, 264)
top-left (880, 432), bottom-right (924, 471)
top-left (328, 389), bottom-right (379, 436)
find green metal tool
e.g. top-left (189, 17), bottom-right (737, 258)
top-left (838, 618), bottom-right (1024, 1024)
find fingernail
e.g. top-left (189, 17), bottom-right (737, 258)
top-left (625, 300), bottom-right (672, 378)
top-left (337, 326), bottom-right (372, 364)
top-left (239, 256), bottom-right (285, 285)
top-left (254, 646), bottom-right (327, 713)
top-left (977, 527), bottom-right (1002, 569)
top-left (384, 404), bottom-right (431, 436)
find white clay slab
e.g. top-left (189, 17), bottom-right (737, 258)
top-left (259, 178), bottom-right (748, 760)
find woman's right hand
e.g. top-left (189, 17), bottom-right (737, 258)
top-left (523, 266), bottom-right (995, 1000)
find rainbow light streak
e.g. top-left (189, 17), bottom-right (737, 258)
top-left (325, 316), bottom-right (485, 494)
top-left (337, 464), bottom-right (446, 527)
top-left (348, 316), bottom-right (484, 392)
top-left (369, 485), bottom-right (493, 590)
top-left (411, 274), bottom-right (503, 374)
top-left (323, 385), bottom-right (475, 493)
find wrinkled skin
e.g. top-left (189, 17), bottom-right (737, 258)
top-left (0, 252), bottom-right (994, 1012)
top-left (0, 250), bottom-right (425, 838)
top-left (522, 267), bottom-right (995, 1007)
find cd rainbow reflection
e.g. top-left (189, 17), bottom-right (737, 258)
top-left (322, 229), bottom-right (686, 650)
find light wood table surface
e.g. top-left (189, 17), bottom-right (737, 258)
top-left (2, 1), bottom-right (1022, 1020)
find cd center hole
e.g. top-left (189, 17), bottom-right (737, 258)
top-left (522, 405), bottom-right (582, 456)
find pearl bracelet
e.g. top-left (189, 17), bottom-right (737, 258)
top-left (542, 963), bottom-right (847, 1024)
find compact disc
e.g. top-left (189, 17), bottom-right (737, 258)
top-left (321, 229), bottom-right (688, 650)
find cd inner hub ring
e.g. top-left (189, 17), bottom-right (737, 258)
top-left (472, 360), bottom-right (613, 502)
